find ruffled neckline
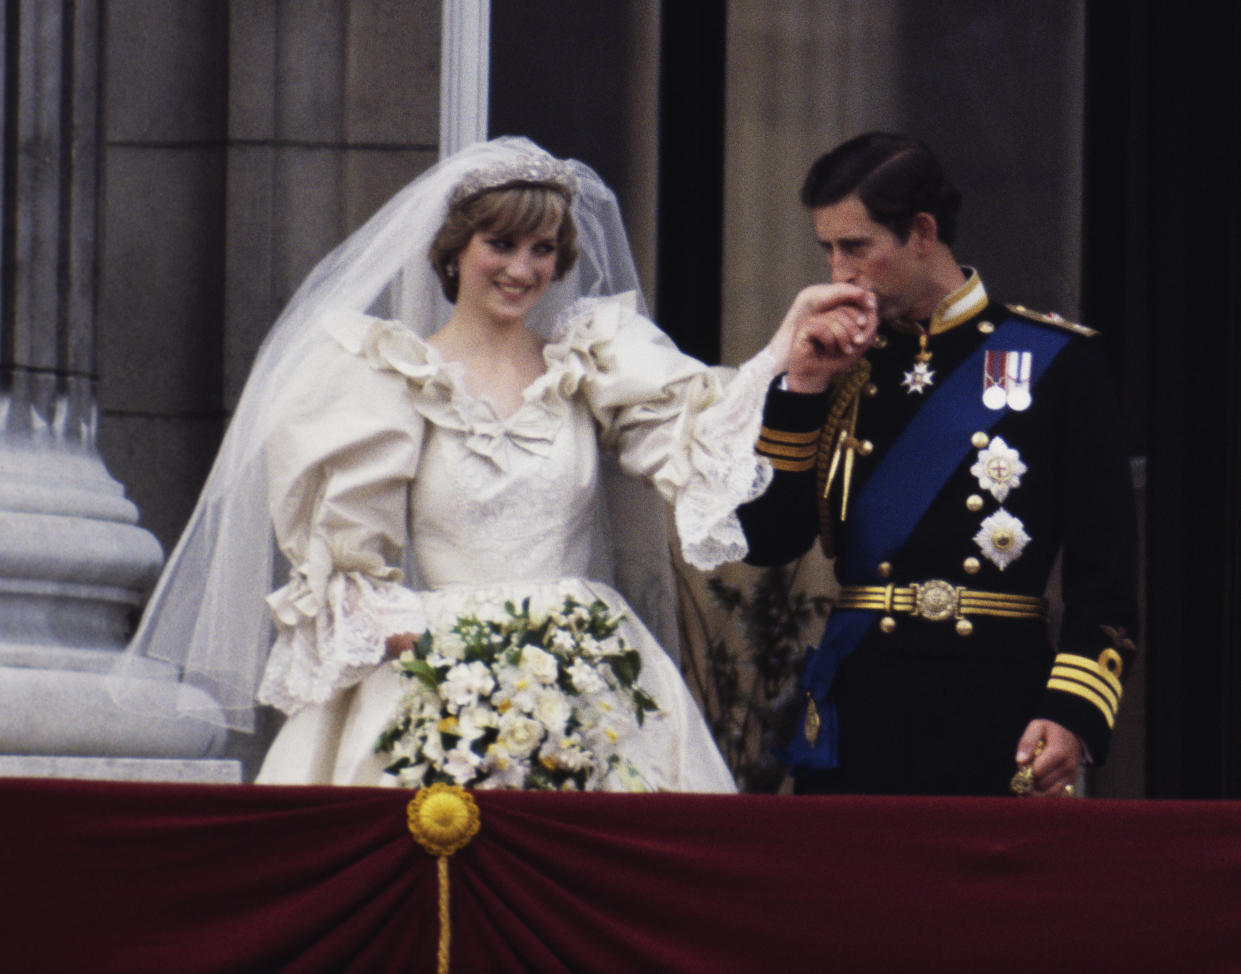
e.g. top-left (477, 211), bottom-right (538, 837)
top-left (321, 293), bottom-right (639, 470)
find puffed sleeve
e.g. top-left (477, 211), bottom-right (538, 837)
top-left (256, 310), bottom-right (430, 715)
top-left (544, 294), bottom-right (781, 570)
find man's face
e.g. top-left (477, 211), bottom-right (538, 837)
top-left (811, 195), bottom-right (925, 323)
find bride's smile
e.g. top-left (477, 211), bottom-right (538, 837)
top-left (456, 224), bottom-right (560, 325)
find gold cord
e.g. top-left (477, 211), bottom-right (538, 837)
top-left (437, 856), bottom-right (451, 974)
top-left (407, 784), bottom-right (482, 974)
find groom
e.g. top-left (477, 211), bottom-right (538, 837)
top-left (740, 132), bottom-right (1139, 797)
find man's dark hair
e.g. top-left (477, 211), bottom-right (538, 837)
top-left (800, 132), bottom-right (962, 245)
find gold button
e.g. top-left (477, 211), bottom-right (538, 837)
top-left (963, 557), bottom-right (981, 575)
top-left (857, 439), bottom-right (874, 456)
top-left (877, 561), bottom-right (892, 579)
top-left (873, 335), bottom-right (889, 350)
top-left (879, 616), bottom-right (897, 634)
top-left (864, 383), bottom-right (879, 398)
top-left (966, 494), bottom-right (984, 512)
top-left (971, 432), bottom-right (990, 449)
top-left (977, 320), bottom-right (995, 334)
top-left (956, 619), bottom-right (975, 636)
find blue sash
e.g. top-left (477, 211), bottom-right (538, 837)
top-left (786, 317), bottom-right (1071, 769)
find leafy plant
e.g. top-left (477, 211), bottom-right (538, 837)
top-left (678, 558), bottom-right (830, 793)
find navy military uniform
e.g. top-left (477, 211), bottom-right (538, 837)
top-left (739, 271), bottom-right (1139, 795)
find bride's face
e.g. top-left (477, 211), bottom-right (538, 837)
top-left (455, 218), bottom-right (561, 325)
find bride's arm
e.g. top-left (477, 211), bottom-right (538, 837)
top-left (257, 315), bottom-right (430, 715)
top-left (551, 295), bottom-right (800, 570)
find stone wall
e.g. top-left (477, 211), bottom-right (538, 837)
top-left (721, 0), bottom-right (1086, 363)
top-left (92, 0), bottom-right (441, 775)
top-left (97, 0), bottom-right (442, 558)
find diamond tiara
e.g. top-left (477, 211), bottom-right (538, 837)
top-left (449, 154), bottom-right (578, 206)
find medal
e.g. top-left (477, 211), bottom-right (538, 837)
top-left (901, 329), bottom-right (935, 394)
top-left (982, 350), bottom-right (1007, 409)
top-left (970, 436), bottom-right (1027, 503)
top-left (901, 361), bottom-right (935, 394)
top-left (983, 350), bottom-right (1034, 410)
top-left (973, 508), bottom-right (1031, 571)
top-left (1008, 351), bottom-right (1032, 411)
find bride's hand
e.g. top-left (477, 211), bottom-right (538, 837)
top-left (768, 283), bottom-right (877, 393)
top-left (385, 631), bottom-right (421, 658)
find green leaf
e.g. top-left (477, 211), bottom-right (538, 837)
top-left (608, 649), bottom-right (643, 687)
top-left (400, 657), bottom-right (440, 690)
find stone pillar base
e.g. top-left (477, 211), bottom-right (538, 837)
top-left (0, 755), bottom-right (240, 783)
top-left (0, 667), bottom-right (229, 758)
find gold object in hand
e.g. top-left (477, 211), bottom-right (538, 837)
top-left (1008, 739), bottom-right (1045, 796)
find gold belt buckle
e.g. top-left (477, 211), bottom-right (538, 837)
top-left (911, 580), bottom-right (960, 622)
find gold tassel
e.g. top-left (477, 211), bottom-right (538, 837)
top-left (1008, 739), bottom-right (1046, 796)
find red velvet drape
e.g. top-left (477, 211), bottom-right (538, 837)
top-left (3, 778), bottom-right (1239, 973)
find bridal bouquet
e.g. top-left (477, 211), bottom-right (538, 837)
top-left (376, 595), bottom-right (660, 791)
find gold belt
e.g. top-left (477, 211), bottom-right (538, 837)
top-left (836, 581), bottom-right (1047, 625)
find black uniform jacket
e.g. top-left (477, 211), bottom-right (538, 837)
top-left (738, 273), bottom-right (1139, 795)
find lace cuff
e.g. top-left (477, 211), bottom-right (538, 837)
top-left (258, 571), bottom-right (427, 715)
top-left (676, 346), bottom-right (778, 570)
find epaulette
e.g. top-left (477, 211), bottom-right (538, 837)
top-left (1006, 303), bottom-right (1098, 337)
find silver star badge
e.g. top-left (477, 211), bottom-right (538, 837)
top-left (901, 362), bottom-right (935, 394)
top-left (970, 436), bottom-right (1027, 503)
top-left (973, 508), bottom-right (1031, 570)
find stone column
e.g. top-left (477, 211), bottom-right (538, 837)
top-left (0, 0), bottom-right (229, 778)
top-left (440, 0), bottom-right (490, 155)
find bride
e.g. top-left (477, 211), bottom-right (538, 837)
top-left (117, 137), bottom-right (871, 792)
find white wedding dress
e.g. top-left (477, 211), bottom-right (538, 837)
top-left (254, 293), bottom-right (776, 792)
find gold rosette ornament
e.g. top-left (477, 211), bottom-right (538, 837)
top-left (408, 783), bottom-right (481, 856)
top-left (407, 784), bottom-right (481, 974)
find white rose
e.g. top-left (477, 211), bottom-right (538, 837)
top-left (497, 712), bottom-right (544, 759)
top-left (533, 689), bottom-right (572, 734)
top-left (521, 646), bottom-right (561, 685)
